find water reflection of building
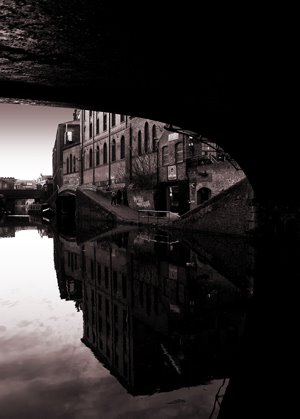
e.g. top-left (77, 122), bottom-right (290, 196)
top-left (54, 234), bottom-right (83, 308)
top-left (54, 229), bottom-right (249, 395)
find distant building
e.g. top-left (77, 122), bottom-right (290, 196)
top-left (0, 177), bottom-right (15, 189)
top-left (14, 179), bottom-right (37, 189)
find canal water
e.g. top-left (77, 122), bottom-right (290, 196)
top-left (0, 218), bottom-right (253, 418)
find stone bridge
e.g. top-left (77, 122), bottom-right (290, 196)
top-left (0, 188), bottom-right (45, 200)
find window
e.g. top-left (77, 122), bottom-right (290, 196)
top-left (111, 139), bottom-right (116, 162)
top-left (152, 125), bottom-right (157, 151)
top-left (73, 156), bottom-right (76, 172)
top-left (138, 131), bottom-right (142, 155)
top-left (66, 157), bottom-right (69, 174)
top-left (70, 153), bottom-right (73, 173)
top-left (89, 149), bottom-right (93, 168)
top-left (111, 113), bottom-right (116, 127)
top-left (175, 142), bottom-right (183, 163)
top-left (96, 117), bottom-right (99, 135)
top-left (120, 114), bottom-right (125, 122)
top-left (103, 113), bottom-right (107, 131)
top-left (103, 143), bottom-right (107, 164)
top-left (96, 145), bottom-right (100, 166)
top-left (120, 136), bottom-right (125, 159)
top-left (144, 122), bottom-right (149, 153)
top-left (162, 146), bottom-right (169, 165)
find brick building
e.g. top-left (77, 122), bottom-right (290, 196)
top-left (53, 110), bottom-right (246, 215)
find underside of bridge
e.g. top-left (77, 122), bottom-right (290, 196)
top-left (0, 3), bottom-right (297, 418)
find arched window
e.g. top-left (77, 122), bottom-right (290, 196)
top-left (111, 139), bottom-right (116, 162)
top-left (138, 131), bottom-right (142, 155)
top-left (103, 143), bottom-right (107, 164)
top-left (144, 122), bottom-right (149, 153)
top-left (70, 153), bottom-right (73, 173)
top-left (73, 156), bottom-right (76, 172)
top-left (120, 136), bottom-right (125, 159)
top-left (175, 142), bottom-right (183, 162)
top-left (152, 125), bottom-right (157, 151)
top-left (96, 145), bottom-right (100, 165)
top-left (103, 113), bottom-right (107, 131)
top-left (66, 157), bottom-right (69, 174)
top-left (89, 149), bottom-right (93, 168)
top-left (96, 117), bottom-right (99, 135)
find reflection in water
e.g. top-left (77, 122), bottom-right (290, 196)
top-left (54, 226), bottom-right (252, 397)
top-left (0, 216), bottom-right (254, 418)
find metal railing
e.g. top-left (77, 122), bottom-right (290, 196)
top-left (137, 209), bottom-right (180, 226)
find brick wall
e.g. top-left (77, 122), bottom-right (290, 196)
top-left (178, 178), bottom-right (254, 236)
top-left (188, 161), bottom-right (246, 209)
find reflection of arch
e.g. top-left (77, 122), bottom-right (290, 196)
top-left (112, 139), bottom-right (116, 161)
top-left (197, 187), bottom-right (211, 204)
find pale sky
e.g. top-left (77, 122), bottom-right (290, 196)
top-left (0, 103), bottom-right (74, 180)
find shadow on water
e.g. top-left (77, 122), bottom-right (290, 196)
top-left (53, 216), bottom-right (254, 408)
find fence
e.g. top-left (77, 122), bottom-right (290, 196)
top-left (137, 209), bottom-right (180, 226)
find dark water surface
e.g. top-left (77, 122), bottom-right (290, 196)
top-left (0, 221), bottom-right (253, 418)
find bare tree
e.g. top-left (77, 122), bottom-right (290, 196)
top-left (117, 153), bottom-right (158, 188)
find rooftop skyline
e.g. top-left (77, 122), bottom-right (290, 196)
top-left (0, 103), bottom-right (73, 180)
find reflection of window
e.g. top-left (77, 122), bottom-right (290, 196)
top-left (112, 139), bottom-right (116, 162)
top-left (89, 122), bottom-right (93, 138)
top-left (162, 146), bottom-right (169, 165)
top-left (175, 142), bottom-right (183, 162)
top-left (113, 271), bottom-right (118, 292)
top-left (96, 145), bottom-right (100, 165)
top-left (152, 125), bottom-right (157, 151)
top-left (89, 149), bottom-right (93, 168)
top-left (104, 267), bottom-right (109, 288)
top-left (120, 136), bottom-right (125, 159)
top-left (138, 131), bottom-right (142, 155)
top-left (120, 114), bottom-right (125, 122)
top-left (111, 113), bottom-right (116, 127)
top-left (144, 122), bottom-right (149, 153)
top-left (103, 143), bottom-right (107, 164)
top-left (122, 274), bottom-right (127, 298)
top-left (96, 117), bottom-right (99, 134)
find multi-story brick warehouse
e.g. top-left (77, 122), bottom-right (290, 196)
top-left (80, 111), bottom-right (165, 190)
top-left (53, 110), bottom-right (246, 215)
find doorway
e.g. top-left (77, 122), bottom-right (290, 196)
top-left (197, 187), bottom-right (211, 205)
